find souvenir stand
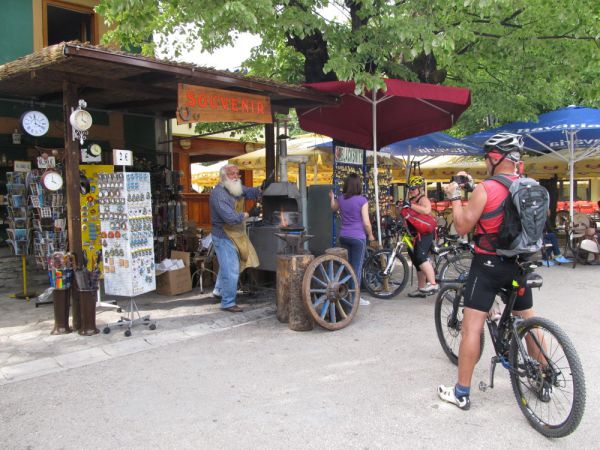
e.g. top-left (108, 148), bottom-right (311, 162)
top-left (332, 144), bottom-right (367, 245)
top-left (331, 143), bottom-right (394, 244)
top-left (99, 160), bottom-right (157, 337)
top-left (5, 169), bottom-right (35, 299)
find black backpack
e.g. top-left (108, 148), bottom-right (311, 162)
top-left (490, 174), bottom-right (549, 257)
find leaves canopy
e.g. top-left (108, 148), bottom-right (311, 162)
top-left (97, 0), bottom-right (600, 134)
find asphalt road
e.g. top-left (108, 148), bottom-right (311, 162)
top-left (1, 264), bottom-right (599, 449)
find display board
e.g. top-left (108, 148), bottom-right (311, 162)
top-left (99, 172), bottom-right (156, 297)
top-left (80, 165), bottom-right (113, 271)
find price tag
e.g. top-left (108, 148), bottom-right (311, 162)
top-left (113, 149), bottom-right (133, 166)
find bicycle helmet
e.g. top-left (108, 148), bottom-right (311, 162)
top-left (408, 175), bottom-right (425, 188)
top-left (483, 132), bottom-right (523, 174)
top-left (483, 133), bottom-right (523, 162)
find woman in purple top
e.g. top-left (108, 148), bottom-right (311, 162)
top-left (329, 173), bottom-right (376, 305)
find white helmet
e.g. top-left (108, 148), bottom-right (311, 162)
top-left (483, 133), bottom-right (523, 162)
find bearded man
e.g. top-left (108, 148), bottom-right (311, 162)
top-left (209, 164), bottom-right (261, 312)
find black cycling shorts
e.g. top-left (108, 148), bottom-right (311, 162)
top-left (462, 254), bottom-right (533, 313)
top-left (408, 233), bottom-right (434, 271)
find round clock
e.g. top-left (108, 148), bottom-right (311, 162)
top-left (21, 110), bottom-right (50, 137)
top-left (41, 170), bottom-right (64, 191)
top-left (69, 109), bottom-right (93, 131)
top-left (88, 143), bottom-right (102, 157)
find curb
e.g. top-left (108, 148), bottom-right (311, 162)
top-left (0, 305), bottom-right (275, 386)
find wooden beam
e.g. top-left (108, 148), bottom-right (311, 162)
top-left (104, 98), bottom-right (176, 110)
top-left (38, 69), bottom-right (175, 98)
top-left (62, 81), bottom-right (83, 265)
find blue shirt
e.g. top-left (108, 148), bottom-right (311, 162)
top-left (209, 184), bottom-right (260, 238)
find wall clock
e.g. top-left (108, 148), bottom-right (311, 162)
top-left (21, 110), bottom-right (50, 137)
top-left (41, 170), bottom-right (64, 191)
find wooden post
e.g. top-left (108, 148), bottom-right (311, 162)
top-left (276, 254), bottom-right (314, 331)
top-left (62, 81), bottom-right (83, 265)
top-left (325, 247), bottom-right (348, 260)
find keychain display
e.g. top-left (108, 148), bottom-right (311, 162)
top-left (98, 172), bottom-right (155, 296)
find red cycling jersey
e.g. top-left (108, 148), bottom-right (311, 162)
top-left (474, 174), bottom-right (518, 255)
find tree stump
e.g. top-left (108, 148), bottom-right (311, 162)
top-left (325, 247), bottom-right (348, 260)
top-left (276, 254), bottom-right (314, 331)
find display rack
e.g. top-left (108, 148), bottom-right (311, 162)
top-left (99, 172), bottom-right (156, 296)
top-left (99, 171), bottom-right (156, 336)
top-left (151, 168), bottom-right (186, 262)
top-left (29, 169), bottom-right (68, 270)
top-left (5, 171), bottom-right (30, 256)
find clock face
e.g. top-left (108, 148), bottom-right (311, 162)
top-left (42, 171), bottom-right (64, 191)
top-left (21, 111), bottom-right (50, 137)
top-left (88, 143), bottom-right (102, 157)
top-left (70, 109), bottom-right (93, 131)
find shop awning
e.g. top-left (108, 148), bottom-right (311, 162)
top-left (0, 42), bottom-right (338, 116)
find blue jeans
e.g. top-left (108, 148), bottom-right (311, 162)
top-left (339, 236), bottom-right (366, 288)
top-left (212, 235), bottom-right (239, 309)
top-left (543, 232), bottom-right (561, 259)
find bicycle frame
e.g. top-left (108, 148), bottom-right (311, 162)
top-left (382, 232), bottom-right (413, 276)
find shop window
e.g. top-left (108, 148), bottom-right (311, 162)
top-left (559, 180), bottom-right (591, 201)
top-left (45, 1), bottom-right (96, 46)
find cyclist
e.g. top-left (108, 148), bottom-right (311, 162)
top-left (437, 133), bottom-right (537, 410)
top-left (402, 176), bottom-right (438, 297)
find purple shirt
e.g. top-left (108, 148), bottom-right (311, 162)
top-left (338, 195), bottom-right (368, 239)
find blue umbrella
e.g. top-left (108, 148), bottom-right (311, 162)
top-left (381, 131), bottom-right (483, 157)
top-left (463, 106), bottom-right (600, 221)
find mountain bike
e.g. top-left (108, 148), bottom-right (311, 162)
top-left (362, 216), bottom-right (473, 299)
top-left (434, 259), bottom-right (585, 438)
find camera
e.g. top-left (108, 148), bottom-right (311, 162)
top-left (451, 175), bottom-right (469, 185)
top-left (451, 175), bottom-right (474, 193)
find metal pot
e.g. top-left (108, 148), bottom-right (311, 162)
top-left (271, 211), bottom-right (301, 227)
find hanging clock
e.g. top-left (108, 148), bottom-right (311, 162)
top-left (21, 110), bottom-right (50, 137)
top-left (70, 99), bottom-right (92, 145)
top-left (41, 170), bottom-right (64, 191)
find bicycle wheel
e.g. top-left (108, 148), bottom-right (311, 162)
top-left (438, 251), bottom-right (473, 284)
top-left (434, 285), bottom-right (484, 365)
top-left (508, 317), bottom-right (586, 438)
top-left (362, 249), bottom-right (409, 299)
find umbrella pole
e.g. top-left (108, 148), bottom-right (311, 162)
top-left (568, 131), bottom-right (575, 226)
top-left (372, 91), bottom-right (382, 247)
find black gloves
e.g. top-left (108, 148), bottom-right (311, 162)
top-left (260, 175), bottom-right (274, 192)
top-left (249, 205), bottom-right (261, 218)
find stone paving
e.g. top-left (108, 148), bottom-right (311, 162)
top-left (0, 285), bottom-right (275, 385)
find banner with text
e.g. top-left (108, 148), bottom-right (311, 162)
top-left (177, 84), bottom-right (272, 124)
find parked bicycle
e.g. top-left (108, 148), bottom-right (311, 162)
top-left (434, 259), bottom-right (585, 438)
top-left (362, 216), bottom-right (473, 299)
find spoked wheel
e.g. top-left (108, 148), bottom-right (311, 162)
top-left (509, 317), bottom-right (586, 438)
top-left (302, 254), bottom-right (359, 331)
top-left (361, 250), bottom-right (409, 299)
top-left (438, 252), bottom-right (473, 284)
top-left (434, 285), bottom-right (484, 365)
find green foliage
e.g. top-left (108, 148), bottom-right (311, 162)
top-left (97, 0), bottom-right (600, 134)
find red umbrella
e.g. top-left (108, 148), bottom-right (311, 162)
top-left (297, 78), bottom-right (471, 245)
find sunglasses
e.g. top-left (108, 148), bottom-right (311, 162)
top-left (409, 186), bottom-right (420, 190)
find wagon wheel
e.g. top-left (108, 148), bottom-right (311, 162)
top-left (302, 254), bottom-right (359, 331)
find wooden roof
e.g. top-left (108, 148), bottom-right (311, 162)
top-left (0, 42), bottom-right (338, 116)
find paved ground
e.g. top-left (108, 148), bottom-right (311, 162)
top-left (0, 263), bottom-right (599, 448)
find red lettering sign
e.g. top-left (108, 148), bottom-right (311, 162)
top-left (177, 84), bottom-right (272, 124)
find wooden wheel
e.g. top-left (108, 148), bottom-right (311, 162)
top-left (302, 254), bottom-right (359, 330)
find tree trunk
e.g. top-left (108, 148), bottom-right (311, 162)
top-left (276, 254), bottom-right (314, 331)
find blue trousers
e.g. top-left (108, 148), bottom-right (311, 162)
top-left (542, 232), bottom-right (561, 259)
top-left (339, 236), bottom-right (366, 288)
top-left (212, 235), bottom-right (239, 309)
